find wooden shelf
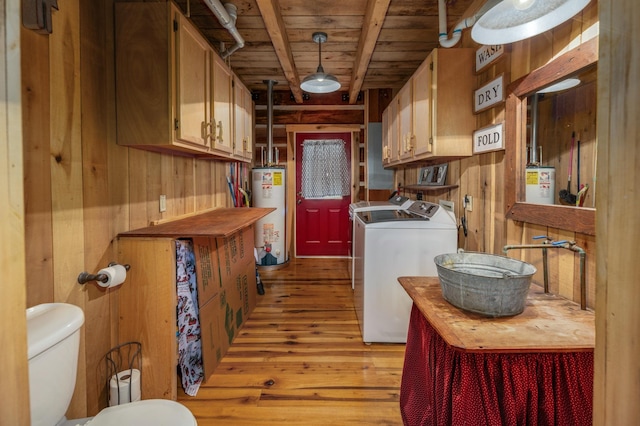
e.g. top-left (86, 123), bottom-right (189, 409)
top-left (403, 184), bottom-right (458, 192)
top-left (119, 207), bottom-right (274, 238)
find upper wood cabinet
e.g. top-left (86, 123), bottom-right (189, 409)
top-left (383, 48), bottom-right (475, 167)
top-left (114, 2), bottom-right (244, 160)
top-left (175, 11), bottom-right (211, 148)
top-left (382, 99), bottom-right (399, 166)
top-left (397, 80), bottom-right (414, 161)
top-left (412, 57), bottom-right (433, 158)
top-left (233, 75), bottom-right (254, 162)
top-left (212, 54), bottom-right (233, 156)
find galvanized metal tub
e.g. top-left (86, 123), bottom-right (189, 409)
top-left (434, 252), bottom-right (537, 317)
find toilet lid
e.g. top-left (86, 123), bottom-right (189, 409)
top-left (88, 399), bottom-right (197, 426)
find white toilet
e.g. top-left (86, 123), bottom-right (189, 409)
top-left (27, 303), bottom-right (198, 426)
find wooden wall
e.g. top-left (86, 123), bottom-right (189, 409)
top-left (395, 1), bottom-right (599, 309)
top-left (1, 0), bottom-right (29, 423)
top-left (595, 0), bottom-right (640, 423)
top-left (20, 0), bottom-right (233, 418)
top-left (7, 0), bottom-right (640, 424)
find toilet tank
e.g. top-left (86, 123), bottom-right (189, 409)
top-left (27, 303), bottom-right (85, 426)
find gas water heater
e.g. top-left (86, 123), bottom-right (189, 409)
top-left (252, 167), bottom-right (287, 266)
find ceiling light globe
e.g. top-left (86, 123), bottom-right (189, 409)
top-left (513, 0), bottom-right (536, 11)
top-left (300, 32), bottom-right (341, 94)
top-left (300, 73), bottom-right (341, 94)
top-left (471, 0), bottom-right (590, 45)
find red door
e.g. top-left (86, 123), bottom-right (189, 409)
top-left (295, 132), bottom-right (352, 256)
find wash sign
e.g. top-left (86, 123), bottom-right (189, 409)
top-left (474, 74), bottom-right (504, 113)
top-left (473, 122), bottom-right (504, 154)
top-left (476, 45), bottom-right (505, 72)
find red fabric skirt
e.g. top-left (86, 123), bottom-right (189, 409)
top-left (400, 304), bottom-right (593, 426)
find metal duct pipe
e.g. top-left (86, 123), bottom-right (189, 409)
top-left (264, 80), bottom-right (277, 165)
top-left (530, 93), bottom-right (540, 164)
top-left (202, 0), bottom-right (245, 58)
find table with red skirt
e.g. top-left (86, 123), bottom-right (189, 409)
top-left (397, 277), bottom-right (595, 426)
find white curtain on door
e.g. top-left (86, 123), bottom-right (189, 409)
top-left (301, 139), bottom-right (350, 199)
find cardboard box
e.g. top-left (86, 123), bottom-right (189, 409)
top-left (198, 294), bottom-right (225, 382)
top-left (193, 237), bottom-right (221, 306)
top-left (217, 260), bottom-right (257, 345)
top-left (216, 224), bottom-right (255, 283)
top-left (197, 255), bottom-right (257, 383)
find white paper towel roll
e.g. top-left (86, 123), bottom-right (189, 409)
top-left (97, 264), bottom-right (127, 289)
top-left (109, 368), bottom-right (141, 406)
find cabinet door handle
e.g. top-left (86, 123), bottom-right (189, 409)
top-left (201, 121), bottom-right (212, 146)
top-left (216, 120), bottom-right (223, 142)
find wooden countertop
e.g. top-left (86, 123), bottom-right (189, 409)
top-left (119, 207), bottom-right (274, 238)
top-left (398, 276), bottom-right (595, 353)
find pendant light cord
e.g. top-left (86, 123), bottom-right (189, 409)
top-left (316, 36), bottom-right (323, 73)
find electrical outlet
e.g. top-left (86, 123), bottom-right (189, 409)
top-left (464, 195), bottom-right (473, 212)
top-left (159, 195), bottom-right (167, 212)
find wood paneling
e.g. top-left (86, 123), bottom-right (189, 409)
top-left (595, 0), bottom-right (640, 423)
top-left (12, 0), bottom-right (638, 424)
top-left (80, 0), bottom-right (119, 414)
top-left (1, 0), bottom-right (29, 423)
top-left (22, 18), bottom-right (54, 308)
top-left (50, 0), bottom-right (87, 418)
top-left (18, 0), bottom-right (234, 418)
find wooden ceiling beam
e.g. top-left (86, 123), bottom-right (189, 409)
top-left (255, 0), bottom-right (304, 103)
top-left (348, 0), bottom-right (391, 104)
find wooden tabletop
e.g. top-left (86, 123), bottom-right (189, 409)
top-left (119, 207), bottom-right (274, 238)
top-left (398, 276), bottom-right (595, 353)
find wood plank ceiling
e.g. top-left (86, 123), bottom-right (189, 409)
top-left (174, 0), bottom-right (479, 103)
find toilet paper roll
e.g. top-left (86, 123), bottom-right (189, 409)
top-left (97, 264), bottom-right (127, 289)
top-left (108, 368), bottom-right (141, 406)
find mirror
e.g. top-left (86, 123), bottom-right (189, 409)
top-left (505, 37), bottom-right (597, 236)
top-left (526, 65), bottom-right (597, 208)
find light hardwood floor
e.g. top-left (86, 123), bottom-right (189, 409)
top-left (178, 258), bottom-right (406, 425)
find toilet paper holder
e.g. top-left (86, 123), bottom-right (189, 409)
top-left (105, 341), bottom-right (142, 406)
top-left (77, 262), bottom-right (130, 285)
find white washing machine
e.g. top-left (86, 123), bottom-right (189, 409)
top-left (348, 195), bottom-right (412, 287)
top-left (353, 201), bottom-right (457, 343)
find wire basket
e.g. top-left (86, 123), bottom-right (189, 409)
top-left (104, 341), bottom-right (142, 406)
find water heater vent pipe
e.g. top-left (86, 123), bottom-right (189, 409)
top-left (264, 80), bottom-right (277, 166)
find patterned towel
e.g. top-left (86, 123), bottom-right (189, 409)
top-left (176, 239), bottom-right (204, 396)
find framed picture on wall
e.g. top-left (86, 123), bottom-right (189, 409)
top-left (418, 163), bottom-right (448, 186)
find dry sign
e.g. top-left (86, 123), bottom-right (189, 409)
top-left (473, 122), bottom-right (504, 154)
top-left (474, 75), bottom-right (504, 113)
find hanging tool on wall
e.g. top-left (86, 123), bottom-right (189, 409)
top-left (559, 131), bottom-right (577, 205)
top-left (574, 136), bottom-right (590, 207)
top-left (227, 163), bottom-right (235, 206)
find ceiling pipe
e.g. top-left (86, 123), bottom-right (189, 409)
top-left (202, 0), bottom-right (245, 58)
top-left (438, 0), bottom-right (476, 48)
top-left (438, 0), bottom-right (500, 48)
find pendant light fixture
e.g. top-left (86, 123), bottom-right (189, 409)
top-left (300, 32), bottom-right (341, 94)
top-left (471, 0), bottom-right (591, 45)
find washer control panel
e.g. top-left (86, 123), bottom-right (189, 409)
top-left (406, 201), bottom-right (439, 219)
